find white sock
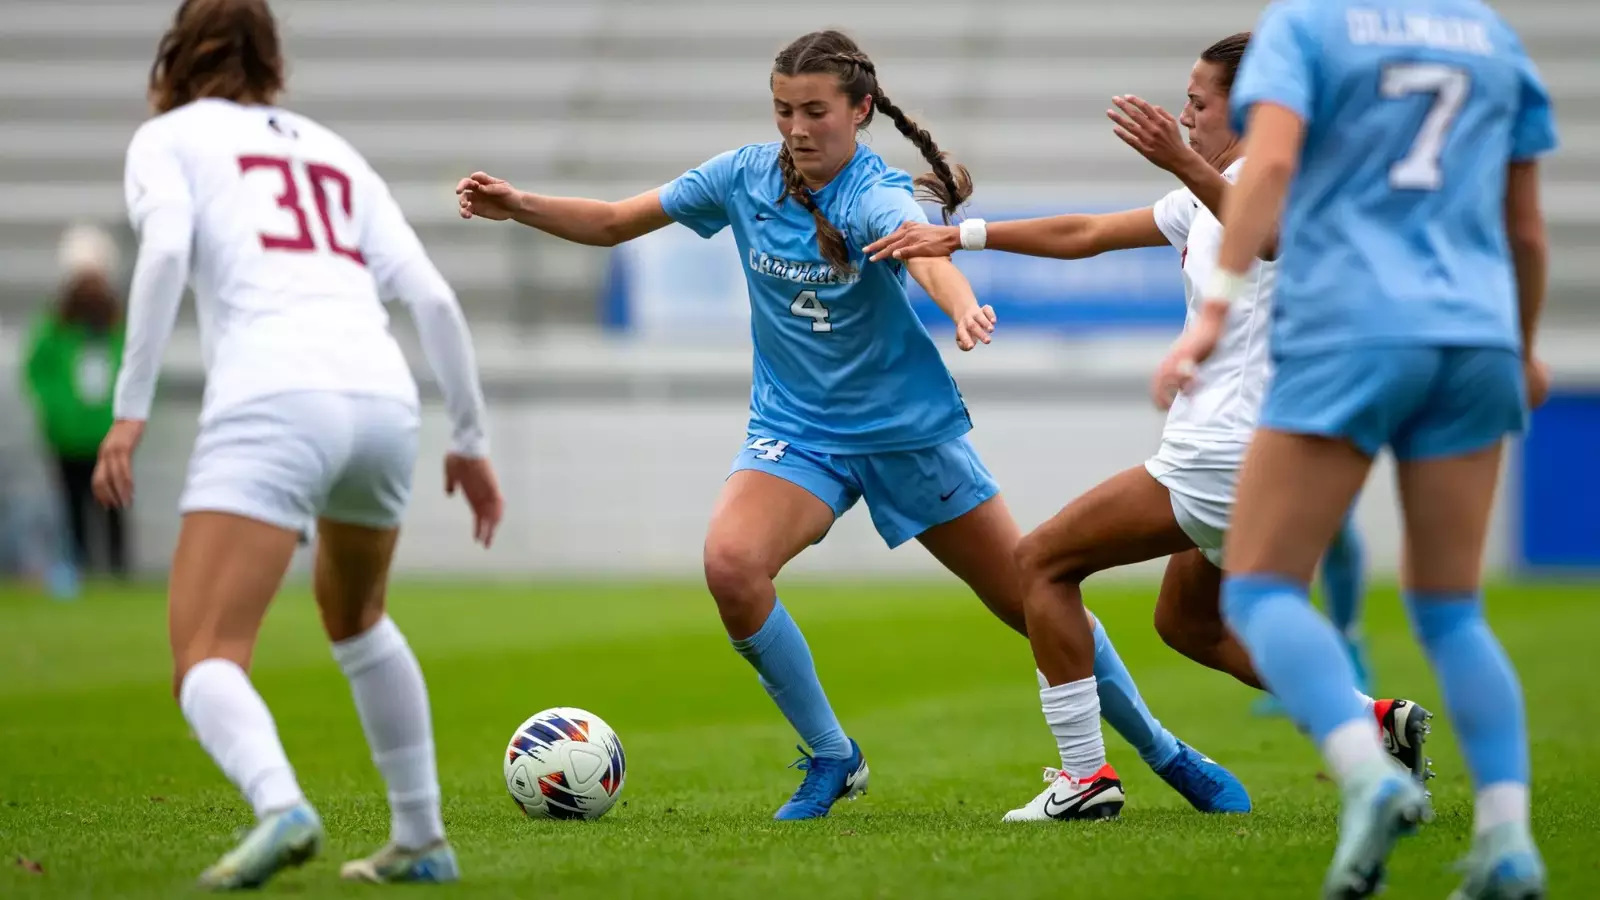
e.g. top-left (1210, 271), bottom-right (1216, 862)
top-left (332, 617), bottom-right (444, 849)
top-left (1041, 675), bottom-right (1105, 779)
top-left (179, 658), bottom-right (305, 819)
top-left (1474, 782), bottom-right (1530, 835)
top-left (1355, 690), bottom-right (1377, 717)
top-left (1321, 717), bottom-right (1388, 784)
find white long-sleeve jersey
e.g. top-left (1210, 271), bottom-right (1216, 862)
top-left (118, 98), bottom-right (488, 456)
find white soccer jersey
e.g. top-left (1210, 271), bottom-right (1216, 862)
top-left (118, 98), bottom-right (487, 454)
top-left (1151, 159), bottom-right (1275, 445)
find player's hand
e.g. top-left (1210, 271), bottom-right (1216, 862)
top-left (444, 453), bottom-right (504, 547)
top-left (1109, 95), bottom-right (1192, 175)
top-left (1525, 356), bottom-right (1551, 410)
top-left (954, 304), bottom-right (997, 351)
top-left (1152, 304), bottom-right (1225, 410)
top-left (864, 222), bottom-right (961, 262)
top-left (456, 172), bottom-right (521, 222)
top-left (92, 419), bottom-right (145, 509)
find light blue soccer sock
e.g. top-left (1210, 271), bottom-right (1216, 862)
top-left (730, 599), bottom-right (851, 760)
top-left (1090, 618), bottom-right (1181, 769)
top-left (1322, 515), bottom-right (1367, 640)
top-left (1405, 591), bottom-right (1528, 789)
top-left (1222, 574), bottom-right (1368, 744)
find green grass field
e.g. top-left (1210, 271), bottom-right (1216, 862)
top-left (1, 577), bottom-right (1594, 898)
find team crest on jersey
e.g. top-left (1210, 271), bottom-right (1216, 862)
top-left (747, 250), bottom-right (859, 286)
top-left (267, 115), bottom-right (298, 139)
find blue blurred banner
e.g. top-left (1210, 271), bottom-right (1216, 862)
top-left (602, 209), bottom-right (1188, 339)
top-left (1517, 390), bottom-right (1600, 572)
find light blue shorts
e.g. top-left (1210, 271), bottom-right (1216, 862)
top-left (1261, 346), bottom-right (1526, 461)
top-left (728, 433), bottom-right (1000, 548)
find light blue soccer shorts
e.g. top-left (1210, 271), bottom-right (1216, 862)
top-left (1261, 346), bottom-right (1526, 460)
top-left (728, 433), bottom-right (1001, 548)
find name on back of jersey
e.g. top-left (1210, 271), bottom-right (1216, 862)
top-left (1347, 8), bottom-right (1494, 56)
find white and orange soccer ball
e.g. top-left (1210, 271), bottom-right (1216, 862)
top-left (503, 707), bottom-right (626, 820)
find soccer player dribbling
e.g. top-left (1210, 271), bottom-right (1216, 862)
top-left (460, 29), bottom-right (1247, 822)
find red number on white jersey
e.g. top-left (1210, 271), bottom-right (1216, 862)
top-left (237, 155), bottom-right (365, 266)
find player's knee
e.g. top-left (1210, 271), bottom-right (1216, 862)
top-left (702, 536), bottom-right (765, 607)
top-left (1015, 530), bottom-right (1087, 587)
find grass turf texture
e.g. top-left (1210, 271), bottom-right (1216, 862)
top-left (0, 578), bottom-right (1594, 898)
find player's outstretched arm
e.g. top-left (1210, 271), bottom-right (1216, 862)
top-left (866, 208), bottom-right (1166, 263)
top-left (456, 173), bottom-right (673, 248)
top-left (904, 257), bottom-right (994, 352)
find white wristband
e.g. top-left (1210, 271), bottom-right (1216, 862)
top-left (1202, 267), bottom-right (1250, 306)
top-left (959, 218), bottom-right (987, 252)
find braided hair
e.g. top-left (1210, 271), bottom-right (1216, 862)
top-left (772, 30), bottom-right (973, 273)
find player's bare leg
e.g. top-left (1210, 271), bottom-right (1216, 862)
top-left (314, 520), bottom-right (458, 884)
top-left (703, 470), bottom-right (866, 819)
top-left (1154, 549), bottom-right (1260, 687)
top-left (974, 469), bottom-right (1248, 818)
top-left (1224, 431), bottom-right (1429, 898)
top-left (169, 512), bottom-right (321, 891)
top-left (1396, 445), bottom-right (1542, 899)
top-left (1157, 548), bottom-right (1433, 782)
top-left (916, 494), bottom-right (1026, 635)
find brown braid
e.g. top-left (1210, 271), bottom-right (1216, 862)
top-left (776, 143), bottom-right (852, 273)
top-left (772, 30), bottom-right (976, 269)
top-left (872, 90), bottom-right (973, 224)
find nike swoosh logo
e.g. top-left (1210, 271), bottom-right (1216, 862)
top-left (1042, 791), bottom-right (1080, 818)
top-left (755, 213), bottom-right (774, 221)
top-left (939, 485), bottom-right (963, 502)
top-left (1042, 781), bottom-right (1114, 819)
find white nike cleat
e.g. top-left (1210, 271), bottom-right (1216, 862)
top-left (1002, 764), bottom-right (1125, 822)
top-left (198, 802), bottom-right (323, 891)
top-left (340, 840), bottom-right (460, 884)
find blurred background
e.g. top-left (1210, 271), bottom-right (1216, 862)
top-left (0, 0), bottom-right (1594, 585)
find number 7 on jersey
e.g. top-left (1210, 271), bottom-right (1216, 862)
top-left (1382, 63), bottom-right (1470, 191)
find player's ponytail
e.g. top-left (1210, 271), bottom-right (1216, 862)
top-left (773, 30), bottom-right (976, 272)
top-left (149, 0), bottom-right (285, 114)
top-left (871, 91), bottom-right (973, 225)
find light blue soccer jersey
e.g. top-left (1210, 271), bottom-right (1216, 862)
top-left (1231, 0), bottom-right (1559, 357)
top-left (660, 142), bottom-right (971, 454)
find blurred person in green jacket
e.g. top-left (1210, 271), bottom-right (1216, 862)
top-left (24, 224), bottom-right (128, 578)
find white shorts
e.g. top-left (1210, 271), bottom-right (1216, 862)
top-left (180, 392), bottom-right (420, 537)
top-left (1143, 437), bottom-right (1248, 567)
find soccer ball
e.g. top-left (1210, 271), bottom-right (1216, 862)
top-left (504, 707), bottom-right (626, 820)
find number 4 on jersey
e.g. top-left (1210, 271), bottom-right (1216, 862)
top-left (790, 290), bottom-right (833, 333)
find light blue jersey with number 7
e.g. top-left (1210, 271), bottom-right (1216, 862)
top-left (660, 141), bottom-right (971, 455)
top-left (1231, 0), bottom-right (1558, 358)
